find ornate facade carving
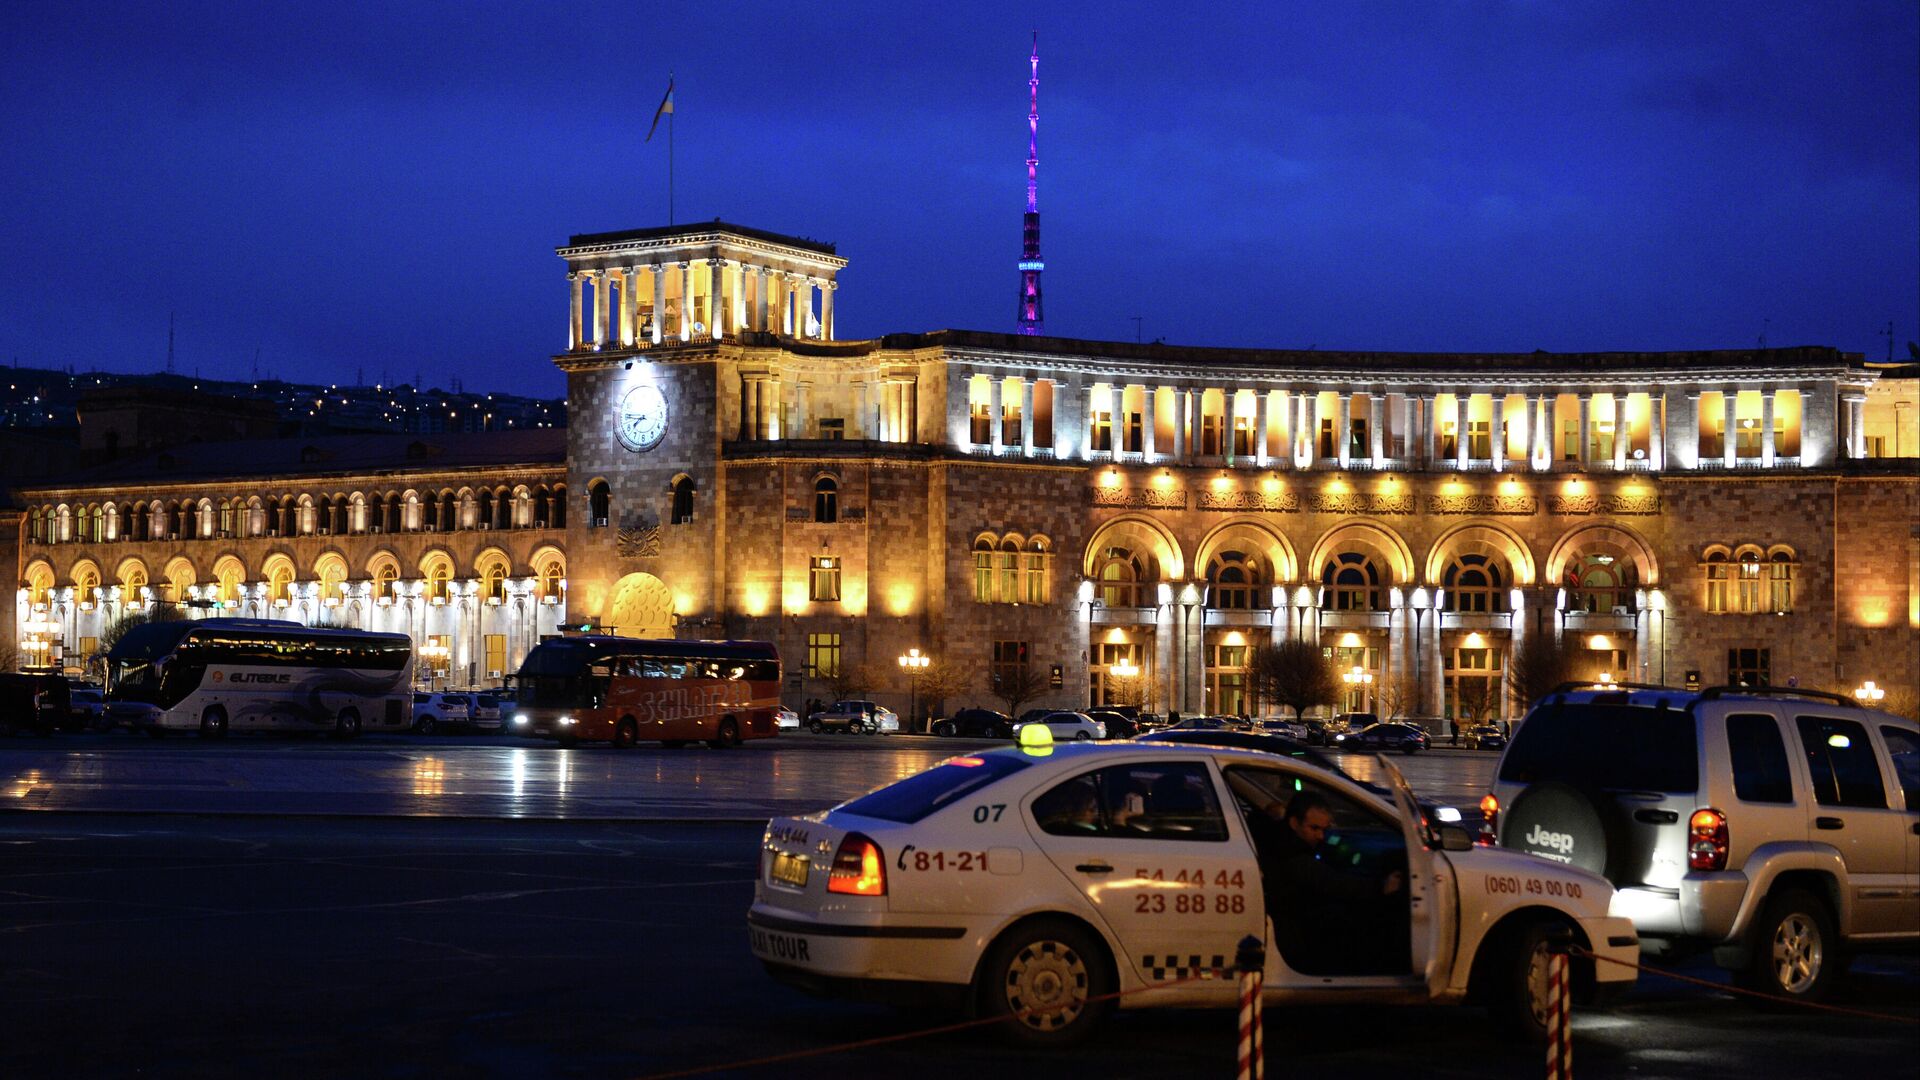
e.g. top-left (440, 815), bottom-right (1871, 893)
top-left (1310, 492), bottom-right (1416, 515)
top-left (1094, 487), bottom-right (1187, 509)
top-left (1550, 493), bottom-right (1660, 516)
top-left (1197, 489), bottom-right (1299, 512)
top-left (1425, 493), bottom-right (1537, 516)
top-left (616, 526), bottom-right (663, 559)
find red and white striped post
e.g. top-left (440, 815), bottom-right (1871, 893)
top-left (1545, 934), bottom-right (1573, 1080)
top-left (1235, 935), bottom-right (1265, 1080)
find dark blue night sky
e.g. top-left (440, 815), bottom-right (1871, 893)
top-left (3, 2), bottom-right (1915, 396)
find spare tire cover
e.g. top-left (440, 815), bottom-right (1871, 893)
top-left (1501, 781), bottom-right (1610, 875)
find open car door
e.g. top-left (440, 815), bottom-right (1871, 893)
top-left (1378, 756), bottom-right (1455, 995)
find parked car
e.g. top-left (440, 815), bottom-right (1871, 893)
top-left (1084, 709), bottom-right (1139, 739)
top-left (933, 708), bottom-right (1014, 738)
top-left (1136, 727), bottom-right (1464, 825)
top-left (808, 700), bottom-right (900, 735)
top-left (411, 691), bottom-right (471, 734)
top-left (0, 672), bottom-right (70, 735)
top-left (1335, 722), bottom-right (1430, 754)
top-left (1256, 715), bottom-right (1309, 741)
top-left (1014, 711), bottom-right (1106, 741)
top-left (774, 706), bottom-right (801, 732)
top-left (1488, 683), bottom-right (1920, 1003)
top-left (1463, 723), bottom-right (1508, 751)
top-left (1166, 714), bottom-right (1252, 733)
top-left (69, 686), bottom-right (107, 730)
top-left (454, 691), bottom-right (505, 732)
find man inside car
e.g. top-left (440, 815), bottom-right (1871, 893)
top-left (1247, 790), bottom-right (1405, 974)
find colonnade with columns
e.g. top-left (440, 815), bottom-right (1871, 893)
top-left (568, 260), bottom-right (836, 350)
top-left (948, 375), bottom-right (1863, 471)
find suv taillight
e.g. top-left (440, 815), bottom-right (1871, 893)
top-left (1688, 808), bottom-right (1729, 871)
top-left (1478, 793), bottom-right (1499, 846)
top-left (826, 833), bottom-right (887, 896)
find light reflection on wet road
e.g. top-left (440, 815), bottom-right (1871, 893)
top-left (0, 732), bottom-right (1500, 820)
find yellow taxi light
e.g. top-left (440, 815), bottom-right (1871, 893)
top-left (1019, 723), bottom-right (1054, 749)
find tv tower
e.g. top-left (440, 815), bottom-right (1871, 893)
top-left (1016, 33), bottom-right (1044, 336)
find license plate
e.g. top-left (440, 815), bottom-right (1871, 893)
top-left (769, 851), bottom-right (810, 888)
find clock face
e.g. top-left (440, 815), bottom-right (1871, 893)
top-left (616, 384), bottom-right (669, 452)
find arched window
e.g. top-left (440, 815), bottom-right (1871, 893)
top-left (26, 563), bottom-right (54, 606)
top-left (375, 562), bottom-right (399, 602)
top-left (1207, 549), bottom-right (1262, 610)
top-left (88, 504), bottom-right (105, 544)
top-left (588, 481), bottom-right (610, 527)
top-left (427, 561), bottom-right (452, 603)
top-left (1768, 550), bottom-right (1795, 613)
top-left (537, 557), bottom-right (564, 601)
top-left (165, 560), bottom-right (195, 605)
top-left (1025, 536), bottom-right (1052, 604)
top-left (998, 538), bottom-right (1022, 601)
top-left (317, 558), bottom-right (348, 603)
top-left (671, 476), bottom-right (697, 525)
top-left (477, 489), bottom-right (495, 530)
top-left (1703, 550), bottom-right (1730, 614)
top-left (215, 560), bottom-right (245, 605)
top-left (268, 563), bottom-right (295, 605)
top-left (121, 565), bottom-right (147, 602)
top-left (973, 536), bottom-right (995, 602)
top-left (551, 484), bottom-right (568, 528)
top-left (1568, 552), bottom-right (1634, 613)
top-left (27, 507), bottom-right (42, 544)
top-left (533, 487), bottom-right (551, 528)
top-left (1736, 550), bottom-right (1763, 614)
top-left (813, 476), bottom-right (838, 523)
top-left (1321, 553), bottom-right (1382, 611)
top-left (483, 562), bottom-right (507, 602)
top-left (437, 491), bottom-right (456, 531)
top-left (1442, 554), bottom-right (1507, 613)
top-left (1095, 546), bottom-right (1146, 608)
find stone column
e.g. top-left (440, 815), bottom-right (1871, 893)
top-left (794, 382), bottom-right (811, 439)
top-left (989, 377), bottom-right (1004, 454)
top-left (678, 262), bottom-right (696, 340)
top-left (1187, 388), bottom-right (1202, 460)
top-left (1758, 390), bottom-right (1774, 466)
top-left (1251, 389), bottom-right (1267, 465)
top-left (1723, 387), bottom-right (1739, 467)
top-left (1335, 391), bottom-right (1352, 468)
top-left (750, 266), bottom-right (768, 332)
top-left (1369, 392), bottom-right (1385, 466)
top-left (1171, 389), bottom-right (1187, 460)
top-left (650, 265), bottom-right (667, 344)
top-left (1649, 392), bottom-right (1665, 469)
top-left (798, 278), bottom-right (816, 337)
top-left (1578, 394), bottom-right (1593, 467)
top-left (568, 272), bottom-right (583, 350)
top-left (1688, 392), bottom-right (1703, 469)
top-left (1491, 395), bottom-right (1507, 472)
top-left (1847, 394), bottom-right (1867, 459)
top-left (738, 378), bottom-right (754, 440)
top-left (1021, 382), bottom-right (1036, 457)
top-left (618, 267), bottom-right (635, 347)
top-left (1454, 393), bottom-right (1468, 469)
top-left (1300, 392), bottom-right (1318, 466)
top-left (1522, 394), bottom-right (1539, 468)
top-left (709, 260), bottom-right (728, 338)
top-left (820, 281), bottom-right (835, 340)
top-left (1613, 393), bottom-right (1628, 470)
top-left (1421, 395), bottom-right (1438, 465)
top-left (1085, 384), bottom-right (1100, 457)
top-left (590, 270), bottom-right (608, 346)
top-left (1143, 388), bottom-right (1157, 459)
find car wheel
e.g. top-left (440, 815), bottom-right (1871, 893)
top-left (334, 709), bottom-right (361, 740)
top-left (199, 706), bottom-right (228, 739)
top-left (708, 718), bottom-right (740, 750)
top-left (863, 720), bottom-right (880, 736)
top-left (977, 918), bottom-right (1113, 1047)
top-left (414, 715), bottom-right (436, 735)
top-left (934, 721), bottom-right (956, 738)
top-left (1073, 731), bottom-right (1091, 741)
top-left (613, 717), bottom-right (639, 749)
top-left (1735, 889), bottom-right (1839, 1003)
top-left (807, 720), bottom-right (823, 734)
top-left (1484, 920), bottom-right (1564, 1042)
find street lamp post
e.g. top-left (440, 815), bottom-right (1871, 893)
top-left (1854, 680), bottom-right (1885, 707)
top-left (899, 647), bottom-right (931, 732)
top-left (1342, 664), bottom-right (1374, 712)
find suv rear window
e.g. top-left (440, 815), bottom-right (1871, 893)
top-left (837, 754), bottom-right (1032, 823)
top-left (1500, 703), bottom-right (1699, 793)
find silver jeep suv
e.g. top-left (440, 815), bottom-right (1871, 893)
top-left (1486, 683), bottom-right (1919, 1003)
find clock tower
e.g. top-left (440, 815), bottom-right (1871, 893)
top-left (552, 221), bottom-right (848, 638)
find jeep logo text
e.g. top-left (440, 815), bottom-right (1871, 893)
top-left (1524, 824), bottom-right (1575, 855)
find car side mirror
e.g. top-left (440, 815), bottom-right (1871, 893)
top-left (1437, 824), bottom-right (1473, 852)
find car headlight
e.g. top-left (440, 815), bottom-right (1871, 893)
top-left (512, 714), bottom-right (529, 725)
top-left (1435, 806), bottom-right (1462, 823)
top-left (558, 716), bottom-right (577, 726)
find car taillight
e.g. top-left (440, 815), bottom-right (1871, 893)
top-left (826, 833), bottom-right (886, 896)
top-left (1688, 809), bottom-right (1729, 871)
top-left (1478, 793), bottom-right (1499, 846)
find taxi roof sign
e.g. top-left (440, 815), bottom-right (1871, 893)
top-left (1018, 723), bottom-right (1054, 749)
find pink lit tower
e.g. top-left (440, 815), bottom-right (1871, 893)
top-left (1016, 33), bottom-right (1044, 336)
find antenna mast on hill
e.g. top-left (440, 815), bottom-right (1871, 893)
top-left (166, 312), bottom-right (176, 374)
top-left (1016, 33), bottom-right (1045, 336)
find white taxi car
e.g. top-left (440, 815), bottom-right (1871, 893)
top-left (749, 734), bottom-right (1637, 1045)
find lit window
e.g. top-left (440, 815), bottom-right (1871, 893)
top-left (809, 557), bottom-right (841, 602)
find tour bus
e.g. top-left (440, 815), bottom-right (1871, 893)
top-left (511, 636), bottom-right (780, 748)
top-left (104, 618), bottom-right (414, 738)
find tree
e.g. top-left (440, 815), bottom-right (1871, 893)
top-left (1454, 677), bottom-right (1499, 726)
top-left (987, 660), bottom-right (1050, 719)
top-left (1505, 634), bottom-right (1586, 712)
top-left (1249, 640), bottom-right (1340, 721)
top-left (97, 602), bottom-right (187, 657)
top-left (826, 662), bottom-right (877, 703)
top-left (1374, 673), bottom-right (1419, 721)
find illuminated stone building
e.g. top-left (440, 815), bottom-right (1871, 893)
top-left (10, 220), bottom-right (1918, 724)
top-left (557, 222), bottom-right (1919, 722)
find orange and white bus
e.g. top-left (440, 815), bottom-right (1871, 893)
top-left (509, 636), bottom-right (781, 748)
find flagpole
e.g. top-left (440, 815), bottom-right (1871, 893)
top-left (669, 106), bottom-right (675, 225)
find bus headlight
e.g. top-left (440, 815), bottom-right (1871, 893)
top-left (558, 716), bottom-right (577, 726)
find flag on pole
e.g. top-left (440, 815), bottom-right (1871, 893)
top-left (646, 76), bottom-right (674, 142)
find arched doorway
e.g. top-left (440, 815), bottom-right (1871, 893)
top-left (605, 572), bottom-right (673, 638)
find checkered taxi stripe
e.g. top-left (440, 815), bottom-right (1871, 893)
top-left (1141, 954), bottom-right (1228, 982)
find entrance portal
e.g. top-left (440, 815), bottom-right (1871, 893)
top-left (605, 572), bottom-right (673, 638)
